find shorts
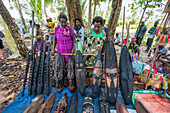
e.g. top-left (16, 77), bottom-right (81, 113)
top-left (146, 38), bottom-right (153, 47)
top-left (136, 37), bottom-right (142, 46)
top-left (0, 39), bottom-right (4, 49)
top-left (50, 34), bottom-right (54, 41)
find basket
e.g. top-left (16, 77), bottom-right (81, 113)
top-left (150, 73), bottom-right (163, 89)
top-left (155, 35), bottom-right (169, 46)
top-left (140, 69), bottom-right (151, 85)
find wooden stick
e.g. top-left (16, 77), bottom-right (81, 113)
top-left (126, 22), bottom-right (131, 46)
top-left (31, 11), bottom-right (34, 60)
top-left (145, 47), bottom-right (158, 89)
top-left (121, 6), bottom-right (125, 49)
top-left (135, 0), bottom-right (149, 38)
top-left (159, 13), bottom-right (167, 28)
top-left (60, 53), bottom-right (105, 56)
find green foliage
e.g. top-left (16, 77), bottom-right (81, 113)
top-left (129, 0), bottom-right (164, 11)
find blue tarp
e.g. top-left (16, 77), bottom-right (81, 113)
top-left (2, 87), bottom-right (135, 113)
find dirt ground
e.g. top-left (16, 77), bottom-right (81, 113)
top-left (0, 40), bottom-right (166, 112)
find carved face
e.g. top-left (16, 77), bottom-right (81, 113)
top-left (75, 51), bottom-right (86, 96)
top-left (105, 68), bottom-right (118, 105)
top-left (55, 93), bottom-right (68, 113)
top-left (92, 60), bottom-right (103, 98)
top-left (54, 54), bottom-right (65, 93)
top-left (67, 57), bottom-right (76, 92)
top-left (83, 94), bottom-right (94, 113)
top-left (100, 102), bottom-right (110, 113)
top-left (93, 60), bottom-right (102, 85)
top-left (75, 69), bottom-right (86, 96)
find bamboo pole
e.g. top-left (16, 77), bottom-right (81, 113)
top-left (60, 53), bottom-right (105, 56)
top-left (135, 0), bottom-right (149, 38)
top-left (31, 11), bottom-right (34, 60)
top-left (121, 6), bottom-right (125, 49)
top-left (31, 11), bottom-right (34, 52)
top-left (126, 22), bottom-right (131, 46)
top-left (145, 47), bottom-right (159, 89)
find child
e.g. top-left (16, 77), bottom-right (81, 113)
top-left (48, 19), bottom-right (55, 46)
top-left (35, 24), bottom-right (43, 58)
top-left (44, 35), bottom-right (51, 52)
top-left (114, 33), bottom-right (120, 45)
top-left (74, 18), bottom-right (84, 53)
top-left (157, 62), bottom-right (170, 98)
top-left (128, 38), bottom-right (140, 58)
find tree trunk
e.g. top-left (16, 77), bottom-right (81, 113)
top-left (75, 0), bottom-right (83, 26)
top-left (66, 0), bottom-right (75, 28)
top-left (88, 0), bottom-right (92, 31)
top-left (107, 0), bottom-right (123, 39)
top-left (66, 0), bottom-right (83, 29)
top-left (0, 18), bottom-right (19, 55)
top-left (0, 0), bottom-right (28, 57)
top-left (44, 8), bottom-right (48, 18)
top-left (16, 0), bottom-right (26, 29)
top-left (93, 1), bottom-right (97, 19)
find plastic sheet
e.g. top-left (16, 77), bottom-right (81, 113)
top-left (2, 87), bottom-right (135, 113)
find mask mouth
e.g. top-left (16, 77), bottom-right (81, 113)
top-left (68, 85), bottom-right (76, 92)
top-left (93, 92), bottom-right (98, 99)
top-left (78, 88), bottom-right (85, 96)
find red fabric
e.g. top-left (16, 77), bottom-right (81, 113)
top-left (153, 58), bottom-right (157, 73)
top-left (131, 38), bottom-right (137, 41)
top-left (135, 94), bottom-right (170, 113)
top-left (124, 39), bottom-right (127, 44)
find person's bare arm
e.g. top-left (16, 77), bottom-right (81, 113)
top-left (148, 29), bottom-right (153, 34)
top-left (52, 37), bottom-right (56, 56)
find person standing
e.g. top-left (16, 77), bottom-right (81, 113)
top-left (145, 21), bottom-right (159, 53)
top-left (29, 20), bottom-right (36, 41)
top-left (0, 31), bottom-right (5, 59)
top-left (52, 13), bottom-right (74, 62)
top-left (35, 24), bottom-right (43, 58)
top-left (74, 18), bottom-right (84, 53)
top-left (101, 19), bottom-right (107, 35)
top-left (48, 19), bottom-right (55, 46)
top-left (18, 21), bottom-right (25, 40)
top-left (84, 16), bottom-right (106, 66)
top-left (136, 21), bottom-right (147, 46)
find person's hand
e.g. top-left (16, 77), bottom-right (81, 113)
top-left (162, 56), bottom-right (166, 58)
top-left (74, 34), bottom-right (78, 37)
top-left (71, 49), bottom-right (74, 55)
top-left (51, 52), bottom-right (54, 56)
top-left (140, 36), bottom-right (143, 39)
top-left (148, 53), bottom-right (151, 57)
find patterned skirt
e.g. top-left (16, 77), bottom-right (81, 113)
top-left (84, 36), bottom-right (105, 66)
